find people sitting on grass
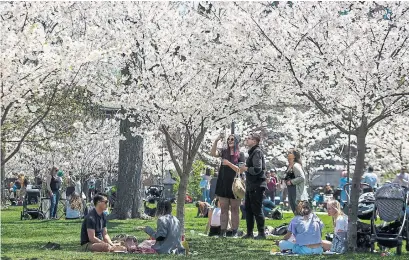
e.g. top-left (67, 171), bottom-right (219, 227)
top-left (196, 201), bottom-right (211, 218)
top-left (278, 201), bottom-right (324, 255)
top-left (322, 200), bottom-right (348, 253)
top-left (144, 200), bottom-right (185, 254)
top-left (324, 183), bottom-right (334, 195)
top-left (205, 198), bottom-right (222, 236)
top-left (80, 193), bottom-right (126, 252)
top-left (262, 194), bottom-right (275, 218)
top-left (66, 192), bottom-right (83, 219)
top-left (204, 199), bottom-right (238, 237)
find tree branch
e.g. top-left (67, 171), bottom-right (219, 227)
top-left (1, 102), bottom-right (14, 126)
top-left (2, 84), bottom-right (60, 165)
top-left (162, 126), bottom-right (182, 176)
top-left (160, 125), bottom-right (189, 155)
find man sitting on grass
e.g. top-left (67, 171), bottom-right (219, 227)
top-left (80, 193), bottom-right (126, 252)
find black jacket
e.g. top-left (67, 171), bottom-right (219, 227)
top-left (245, 145), bottom-right (267, 191)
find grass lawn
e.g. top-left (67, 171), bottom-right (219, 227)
top-left (1, 204), bottom-right (407, 259)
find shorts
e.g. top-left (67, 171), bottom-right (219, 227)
top-left (81, 242), bottom-right (91, 252)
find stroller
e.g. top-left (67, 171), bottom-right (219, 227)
top-left (144, 185), bottom-right (164, 217)
top-left (20, 190), bottom-right (45, 220)
top-left (370, 183), bottom-right (409, 255)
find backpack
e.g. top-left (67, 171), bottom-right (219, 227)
top-left (273, 223), bottom-right (289, 236)
top-left (271, 208), bottom-right (283, 220)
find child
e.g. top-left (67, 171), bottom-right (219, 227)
top-left (206, 199), bottom-right (222, 236)
top-left (205, 199), bottom-right (233, 237)
top-left (144, 200), bottom-right (185, 254)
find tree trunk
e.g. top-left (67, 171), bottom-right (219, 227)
top-left (347, 123), bottom-right (368, 252)
top-left (131, 135), bottom-right (144, 218)
top-left (176, 173), bottom-right (189, 234)
top-left (1, 144), bottom-right (6, 205)
top-left (113, 114), bottom-right (143, 220)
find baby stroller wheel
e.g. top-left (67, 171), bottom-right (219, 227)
top-left (397, 244), bottom-right (402, 255)
top-left (22, 213), bottom-right (32, 220)
top-left (38, 212), bottom-right (45, 220)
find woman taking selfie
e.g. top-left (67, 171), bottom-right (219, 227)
top-left (210, 133), bottom-right (245, 238)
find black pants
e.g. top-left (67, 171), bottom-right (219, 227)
top-left (287, 185), bottom-right (297, 214)
top-left (245, 187), bottom-right (265, 235)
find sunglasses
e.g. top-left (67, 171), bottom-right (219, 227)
top-left (228, 138), bottom-right (235, 141)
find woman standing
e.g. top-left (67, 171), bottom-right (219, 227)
top-left (210, 133), bottom-right (245, 238)
top-left (47, 167), bottom-right (61, 219)
top-left (240, 133), bottom-right (267, 240)
top-left (284, 149), bottom-right (308, 214)
top-left (200, 169), bottom-right (211, 203)
top-left (338, 171), bottom-right (351, 208)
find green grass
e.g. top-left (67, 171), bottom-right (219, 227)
top-left (0, 205), bottom-right (407, 259)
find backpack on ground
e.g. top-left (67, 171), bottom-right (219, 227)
top-left (273, 223), bottom-right (289, 236)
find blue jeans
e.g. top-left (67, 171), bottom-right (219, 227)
top-left (262, 199), bottom-right (275, 216)
top-left (50, 190), bottom-right (60, 218)
top-left (279, 240), bottom-right (323, 255)
top-left (202, 189), bottom-right (210, 203)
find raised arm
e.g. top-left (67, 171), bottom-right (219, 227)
top-left (210, 135), bottom-right (222, 157)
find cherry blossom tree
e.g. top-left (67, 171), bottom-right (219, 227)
top-left (85, 1), bottom-right (269, 228)
top-left (367, 115), bottom-right (409, 174)
top-left (1, 1), bottom-right (129, 193)
top-left (234, 1), bottom-right (409, 250)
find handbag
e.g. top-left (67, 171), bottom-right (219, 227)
top-left (330, 232), bottom-right (347, 253)
top-left (232, 169), bottom-right (246, 199)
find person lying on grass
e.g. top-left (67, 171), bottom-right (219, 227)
top-left (277, 201), bottom-right (324, 255)
top-left (322, 200), bottom-right (348, 253)
top-left (80, 193), bottom-right (126, 252)
top-left (144, 199), bottom-right (185, 254)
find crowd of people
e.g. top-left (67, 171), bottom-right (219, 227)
top-left (7, 130), bottom-right (409, 256)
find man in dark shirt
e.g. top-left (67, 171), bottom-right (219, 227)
top-left (80, 193), bottom-right (126, 252)
top-left (240, 132), bottom-right (267, 240)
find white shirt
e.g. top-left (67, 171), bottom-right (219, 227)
top-left (211, 208), bottom-right (221, 226)
top-left (393, 172), bottom-right (409, 188)
top-left (335, 215), bottom-right (348, 233)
